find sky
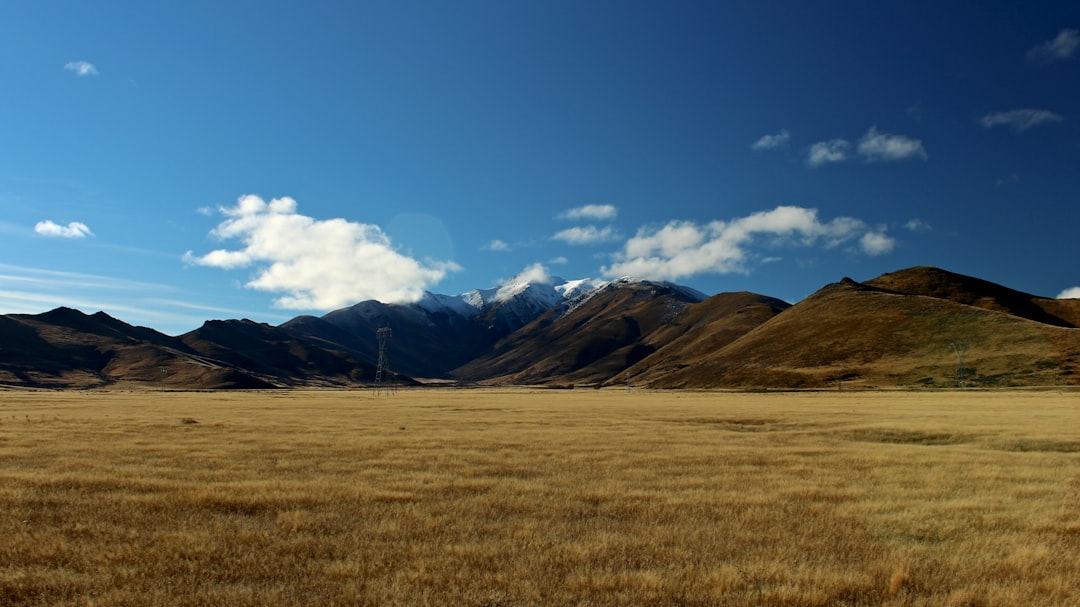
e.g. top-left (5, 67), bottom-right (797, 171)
top-left (2, 1), bottom-right (1078, 336)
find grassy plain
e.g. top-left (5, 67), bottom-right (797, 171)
top-left (0, 388), bottom-right (1078, 606)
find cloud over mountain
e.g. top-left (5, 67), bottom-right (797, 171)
top-left (185, 195), bottom-right (460, 310)
top-left (602, 206), bottom-right (893, 280)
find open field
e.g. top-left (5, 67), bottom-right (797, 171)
top-left (1, 388), bottom-right (1078, 606)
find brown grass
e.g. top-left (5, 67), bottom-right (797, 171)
top-left (1, 388), bottom-right (1078, 606)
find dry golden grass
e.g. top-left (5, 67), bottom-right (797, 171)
top-left (1, 388), bottom-right (1077, 606)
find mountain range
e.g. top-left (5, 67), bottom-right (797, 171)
top-left (1, 266), bottom-right (1077, 390)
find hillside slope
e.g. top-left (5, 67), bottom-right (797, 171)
top-left (867, 266), bottom-right (1080, 328)
top-left (619, 291), bottom-right (791, 386)
top-left (651, 277), bottom-right (1080, 389)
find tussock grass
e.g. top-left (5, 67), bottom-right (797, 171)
top-left (0, 389), bottom-right (1077, 605)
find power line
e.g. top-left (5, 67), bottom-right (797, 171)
top-left (374, 326), bottom-right (392, 395)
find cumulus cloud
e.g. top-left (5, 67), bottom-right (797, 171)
top-left (558, 204), bottom-right (617, 221)
top-left (1027, 29), bottom-right (1079, 64)
top-left (1058, 287), bottom-right (1080, 299)
top-left (35, 220), bottom-right (94, 238)
top-left (603, 205), bottom-right (893, 280)
top-left (806, 139), bottom-right (851, 167)
top-left (751, 129), bottom-right (791, 151)
top-left (859, 231), bottom-right (896, 256)
top-left (184, 194), bottom-right (460, 309)
top-left (981, 109), bottom-right (1064, 132)
top-left (857, 127), bottom-right (927, 162)
top-left (553, 225), bottom-right (619, 245)
top-left (485, 239), bottom-right (510, 251)
top-left (64, 61), bottom-right (98, 76)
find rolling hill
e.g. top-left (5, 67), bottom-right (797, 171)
top-left (647, 272), bottom-right (1080, 389)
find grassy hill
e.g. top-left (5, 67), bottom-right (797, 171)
top-left (650, 276), bottom-right (1079, 389)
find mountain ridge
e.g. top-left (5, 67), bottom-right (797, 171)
top-left (1, 266), bottom-right (1077, 390)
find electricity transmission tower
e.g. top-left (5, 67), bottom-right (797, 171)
top-left (374, 327), bottom-right (392, 394)
top-left (951, 339), bottom-right (969, 388)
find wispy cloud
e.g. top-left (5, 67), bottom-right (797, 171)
top-left (905, 219), bottom-right (932, 232)
top-left (1058, 286), bottom-right (1080, 299)
top-left (857, 127), bottom-right (927, 162)
top-left (995, 174), bottom-right (1020, 187)
top-left (64, 61), bottom-right (98, 76)
top-left (1027, 29), bottom-right (1079, 64)
top-left (805, 139), bottom-right (850, 167)
top-left (602, 206), bottom-right (894, 280)
top-left (553, 225), bottom-right (619, 245)
top-left (184, 194), bottom-right (461, 309)
top-left (751, 129), bottom-right (791, 151)
top-left (981, 109), bottom-right (1063, 132)
top-left (558, 204), bottom-right (617, 221)
top-left (485, 239), bottom-right (510, 252)
top-left (34, 220), bottom-right (94, 238)
top-left (807, 127), bottom-right (927, 167)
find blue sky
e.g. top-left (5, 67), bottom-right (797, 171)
top-left (2, 1), bottom-right (1078, 335)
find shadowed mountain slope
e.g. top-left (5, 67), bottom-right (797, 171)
top-left (619, 291), bottom-right (791, 386)
top-left (179, 319), bottom-right (379, 387)
top-left (0, 309), bottom-right (274, 389)
top-left (286, 300), bottom-right (489, 379)
top-left (451, 280), bottom-right (710, 385)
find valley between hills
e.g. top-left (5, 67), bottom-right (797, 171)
top-left (1, 266), bottom-right (1078, 391)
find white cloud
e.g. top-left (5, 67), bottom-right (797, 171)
top-left (1027, 29), bottom-right (1079, 64)
top-left (184, 194), bottom-right (460, 309)
top-left (64, 61), bottom-right (98, 76)
top-left (553, 225), bottom-right (619, 245)
top-left (558, 204), bottom-right (617, 221)
top-left (549, 256), bottom-right (568, 265)
top-left (486, 239), bottom-right (510, 251)
top-left (751, 129), bottom-right (791, 151)
top-left (493, 262), bottom-right (553, 302)
top-left (859, 231), bottom-right (896, 256)
top-left (603, 205), bottom-right (892, 280)
top-left (857, 127), bottom-right (927, 162)
top-left (981, 109), bottom-right (1064, 132)
top-left (905, 219), bottom-right (932, 232)
top-left (805, 139), bottom-right (850, 167)
top-left (512, 262), bottom-right (552, 285)
top-left (1058, 287), bottom-right (1080, 299)
top-left (34, 220), bottom-right (94, 238)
